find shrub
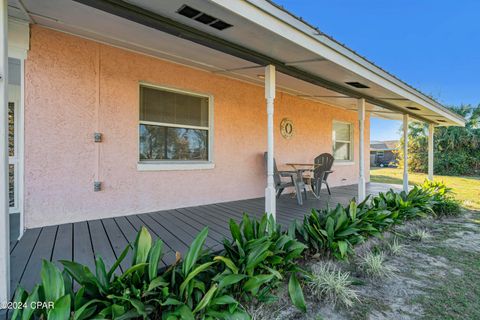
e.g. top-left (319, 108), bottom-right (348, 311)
top-left (295, 203), bottom-right (366, 260)
top-left (358, 251), bottom-right (397, 278)
top-left (12, 227), bottom-right (169, 320)
top-left (420, 180), bottom-right (462, 216)
top-left (373, 187), bottom-right (434, 221)
top-left (12, 227), bottom-right (250, 320)
top-left (221, 213), bottom-right (307, 312)
top-left (306, 262), bottom-right (359, 308)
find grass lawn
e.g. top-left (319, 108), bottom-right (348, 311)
top-left (370, 168), bottom-right (480, 210)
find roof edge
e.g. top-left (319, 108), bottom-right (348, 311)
top-left (241, 0), bottom-right (465, 125)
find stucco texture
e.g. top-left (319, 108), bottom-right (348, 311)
top-left (24, 26), bottom-right (370, 228)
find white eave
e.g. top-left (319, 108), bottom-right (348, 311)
top-left (213, 0), bottom-right (465, 126)
top-left (7, 0), bottom-right (466, 127)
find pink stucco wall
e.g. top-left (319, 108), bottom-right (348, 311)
top-left (24, 26), bottom-right (370, 228)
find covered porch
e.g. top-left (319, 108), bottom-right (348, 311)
top-left (0, 0), bottom-right (466, 307)
top-left (8, 182), bottom-right (400, 299)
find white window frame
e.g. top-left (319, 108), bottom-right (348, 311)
top-left (332, 120), bottom-right (354, 164)
top-left (137, 82), bottom-right (214, 171)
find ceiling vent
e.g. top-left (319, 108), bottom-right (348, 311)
top-left (177, 5), bottom-right (233, 31)
top-left (345, 81), bottom-right (369, 89)
top-left (406, 106), bottom-right (421, 110)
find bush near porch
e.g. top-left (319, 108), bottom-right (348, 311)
top-left (371, 167), bottom-right (480, 210)
top-left (395, 104), bottom-right (480, 176)
top-left (10, 181), bottom-right (461, 320)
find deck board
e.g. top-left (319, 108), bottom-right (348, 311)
top-left (102, 218), bottom-right (131, 272)
top-left (89, 220), bottom-right (118, 273)
top-left (73, 221), bottom-right (95, 272)
top-left (52, 224), bottom-right (73, 268)
top-left (9, 228), bottom-right (41, 299)
top-left (7, 183), bottom-right (399, 298)
top-left (19, 226), bottom-right (57, 292)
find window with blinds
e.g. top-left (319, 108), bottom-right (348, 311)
top-left (332, 122), bottom-right (353, 161)
top-left (139, 85), bottom-right (211, 162)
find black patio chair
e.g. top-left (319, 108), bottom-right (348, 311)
top-left (311, 153), bottom-right (335, 197)
top-left (264, 152), bottom-right (308, 205)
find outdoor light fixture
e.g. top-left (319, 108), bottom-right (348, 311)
top-left (257, 74), bottom-right (265, 80)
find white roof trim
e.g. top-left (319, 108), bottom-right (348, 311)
top-left (209, 0), bottom-right (465, 126)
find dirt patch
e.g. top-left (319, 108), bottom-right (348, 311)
top-left (256, 210), bottom-right (480, 320)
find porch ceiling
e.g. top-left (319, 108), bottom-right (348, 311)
top-left (7, 0), bottom-right (465, 126)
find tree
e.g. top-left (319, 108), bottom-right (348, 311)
top-left (397, 104), bottom-right (480, 176)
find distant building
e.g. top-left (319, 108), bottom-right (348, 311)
top-left (370, 140), bottom-right (399, 167)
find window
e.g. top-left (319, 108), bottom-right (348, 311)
top-left (332, 122), bottom-right (353, 161)
top-left (139, 85), bottom-right (212, 165)
top-left (377, 151), bottom-right (385, 158)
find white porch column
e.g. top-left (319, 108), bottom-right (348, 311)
top-left (428, 123), bottom-right (434, 181)
top-left (0, 0), bottom-right (10, 304)
top-left (357, 98), bottom-right (366, 202)
top-left (403, 114), bottom-right (409, 193)
top-left (264, 65), bottom-right (276, 220)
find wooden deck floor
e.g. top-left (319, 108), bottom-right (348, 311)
top-left (7, 183), bottom-right (401, 301)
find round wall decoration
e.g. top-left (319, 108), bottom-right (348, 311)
top-left (280, 118), bottom-right (294, 139)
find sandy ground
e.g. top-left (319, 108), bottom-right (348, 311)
top-left (251, 210), bottom-right (480, 320)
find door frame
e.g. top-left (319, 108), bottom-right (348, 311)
top-left (8, 51), bottom-right (25, 239)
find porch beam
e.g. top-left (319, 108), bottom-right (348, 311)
top-left (75, 0), bottom-right (438, 125)
top-left (0, 0), bottom-right (9, 305)
top-left (358, 98), bottom-right (366, 202)
top-left (403, 114), bottom-right (409, 193)
top-left (428, 123), bottom-right (434, 181)
top-left (265, 65), bottom-right (276, 220)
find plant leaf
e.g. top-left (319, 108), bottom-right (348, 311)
top-left (148, 239), bottom-right (164, 281)
top-left (288, 273), bottom-right (306, 312)
top-left (133, 227), bottom-right (152, 265)
top-left (213, 256), bottom-right (238, 274)
top-left (338, 240), bottom-right (348, 258)
top-left (192, 284), bottom-right (218, 314)
top-left (107, 244), bottom-right (130, 279)
top-left (182, 227), bottom-right (209, 276)
top-left (179, 261), bottom-right (215, 297)
top-left (47, 294), bottom-right (71, 320)
top-left (40, 260), bottom-right (65, 303)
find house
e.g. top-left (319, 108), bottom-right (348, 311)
top-left (370, 140), bottom-right (399, 167)
top-left (0, 0), bottom-right (465, 304)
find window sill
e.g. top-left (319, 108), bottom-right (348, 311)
top-left (334, 161), bottom-right (355, 166)
top-left (137, 162), bottom-right (215, 171)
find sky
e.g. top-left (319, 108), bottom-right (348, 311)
top-left (274, 0), bottom-right (480, 141)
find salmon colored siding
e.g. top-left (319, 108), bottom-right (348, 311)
top-left (24, 26), bottom-right (370, 228)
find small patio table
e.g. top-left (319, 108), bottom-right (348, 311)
top-left (285, 163), bottom-right (322, 200)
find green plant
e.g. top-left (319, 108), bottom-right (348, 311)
top-left (12, 227), bottom-right (169, 320)
top-left (386, 237), bottom-right (404, 256)
top-left (420, 180), bottom-right (462, 216)
top-left (397, 104), bottom-right (480, 176)
top-left (358, 251), bottom-right (397, 278)
top-left (221, 213), bottom-right (307, 312)
top-left (306, 262), bottom-right (359, 308)
top-left (162, 227), bottom-right (250, 319)
top-left (12, 227), bottom-right (249, 320)
top-left (296, 203), bottom-right (366, 259)
top-left (409, 228), bottom-right (432, 242)
top-left (373, 187), bottom-right (434, 221)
